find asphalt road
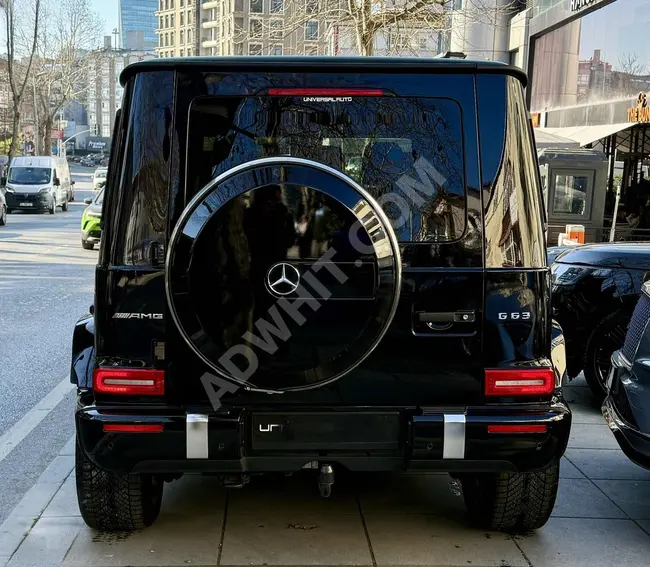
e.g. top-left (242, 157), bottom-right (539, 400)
top-left (0, 164), bottom-right (97, 524)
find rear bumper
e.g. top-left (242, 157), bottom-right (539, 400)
top-left (77, 400), bottom-right (572, 475)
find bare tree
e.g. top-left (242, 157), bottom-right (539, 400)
top-left (1, 0), bottom-right (41, 160)
top-left (615, 52), bottom-right (649, 98)
top-left (238, 0), bottom-right (518, 57)
top-left (32, 0), bottom-right (101, 155)
top-left (619, 52), bottom-right (647, 77)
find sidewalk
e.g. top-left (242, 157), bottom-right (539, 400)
top-left (2, 379), bottom-right (650, 567)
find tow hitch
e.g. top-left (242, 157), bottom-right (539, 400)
top-left (318, 464), bottom-right (335, 498)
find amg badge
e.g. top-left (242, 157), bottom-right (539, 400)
top-left (113, 313), bottom-right (164, 320)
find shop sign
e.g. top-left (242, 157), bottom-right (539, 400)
top-left (86, 138), bottom-right (109, 151)
top-left (570, 0), bottom-right (599, 11)
top-left (627, 92), bottom-right (650, 123)
top-left (50, 129), bottom-right (63, 140)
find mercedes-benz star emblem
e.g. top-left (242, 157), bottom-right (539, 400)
top-left (267, 262), bottom-right (301, 296)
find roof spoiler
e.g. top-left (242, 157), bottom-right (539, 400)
top-left (434, 51), bottom-right (467, 59)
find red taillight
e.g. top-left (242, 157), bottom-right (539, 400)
top-left (487, 424), bottom-right (548, 434)
top-left (267, 88), bottom-right (383, 97)
top-left (485, 369), bottom-right (555, 396)
top-left (103, 424), bottom-right (164, 433)
top-left (93, 368), bottom-right (165, 396)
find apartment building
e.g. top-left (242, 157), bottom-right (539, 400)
top-left (200, 0), bottom-right (335, 56)
top-left (327, 23), bottom-right (446, 57)
top-left (155, 0), bottom-right (199, 58)
top-left (86, 44), bottom-right (156, 139)
top-left (155, 0), bottom-right (335, 57)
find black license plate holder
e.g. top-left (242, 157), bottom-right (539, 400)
top-left (250, 411), bottom-right (401, 452)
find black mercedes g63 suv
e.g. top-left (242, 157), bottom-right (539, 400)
top-left (71, 57), bottom-right (571, 533)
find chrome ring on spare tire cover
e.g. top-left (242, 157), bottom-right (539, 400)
top-left (166, 157), bottom-right (402, 393)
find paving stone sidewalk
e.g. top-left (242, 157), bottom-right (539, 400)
top-left (2, 378), bottom-right (650, 567)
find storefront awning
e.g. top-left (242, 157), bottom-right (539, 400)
top-left (536, 123), bottom-right (634, 147)
top-left (533, 129), bottom-right (580, 149)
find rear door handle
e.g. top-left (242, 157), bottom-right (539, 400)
top-left (416, 311), bottom-right (476, 324)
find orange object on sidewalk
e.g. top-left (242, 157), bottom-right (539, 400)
top-left (566, 224), bottom-right (585, 244)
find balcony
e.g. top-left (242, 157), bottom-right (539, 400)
top-left (201, 0), bottom-right (219, 8)
top-left (202, 39), bottom-right (219, 48)
top-left (202, 19), bottom-right (218, 29)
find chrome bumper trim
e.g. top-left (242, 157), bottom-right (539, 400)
top-left (612, 349), bottom-right (632, 371)
top-left (186, 414), bottom-right (209, 459)
top-left (443, 413), bottom-right (466, 459)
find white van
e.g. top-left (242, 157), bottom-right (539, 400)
top-left (3, 156), bottom-right (74, 214)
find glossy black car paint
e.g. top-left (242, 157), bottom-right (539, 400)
top-left (551, 243), bottom-right (650, 378)
top-left (73, 58), bottom-right (570, 475)
top-left (604, 286), bottom-right (650, 470)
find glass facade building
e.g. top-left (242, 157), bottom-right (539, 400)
top-left (529, 0), bottom-right (650, 112)
top-left (119, 0), bottom-right (158, 50)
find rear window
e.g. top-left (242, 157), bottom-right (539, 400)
top-left (186, 95), bottom-right (466, 242)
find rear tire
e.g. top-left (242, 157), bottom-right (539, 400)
top-left (49, 199), bottom-right (56, 214)
top-left (62, 200), bottom-right (68, 212)
top-left (584, 310), bottom-right (630, 403)
top-left (75, 440), bottom-right (163, 531)
top-left (461, 462), bottom-right (560, 533)
top-left (81, 240), bottom-right (94, 250)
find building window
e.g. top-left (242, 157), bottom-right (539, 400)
top-left (180, 30), bottom-right (184, 44)
top-left (396, 35), bottom-right (410, 51)
top-left (250, 0), bottom-right (263, 12)
top-left (270, 0), bottom-right (283, 13)
top-left (553, 174), bottom-right (589, 216)
top-left (249, 43), bottom-right (263, 55)
top-left (160, 0), bottom-right (163, 10)
top-left (165, 0), bottom-right (168, 9)
top-left (235, 0), bottom-right (243, 10)
top-left (188, 29), bottom-right (192, 42)
top-left (187, 47), bottom-right (192, 55)
top-left (305, 45), bottom-right (318, 56)
top-left (165, 15), bottom-right (169, 27)
top-left (171, 31), bottom-right (175, 44)
top-left (159, 16), bottom-right (163, 29)
top-left (180, 0), bottom-right (184, 5)
top-left (305, 0), bottom-right (317, 15)
top-left (249, 18), bottom-right (262, 38)
top-left (159, 34), bottom-right (163, 46)
top-left (180, 48), bottom-right (184, 57)
top-left (270, 45), bottom-right (283, 56)
top-left (187, 9), bottom-right (191, 22)
top-left (270, 19), bottom-right (282, 40)
top-left (234, 42), bottom-right (243, 55)
top-left (170, 0), bottom-right (174, 7)
top-left (419, 35), bottom-right (427, 50)
top-left (165, 33), bottom-right (169, 46)
top-left (180, 12), bottom-right (184, 25)
top-left (305, 21), bottom-right (318, 41)
top-left (171, 13), bottom-right (175, 26)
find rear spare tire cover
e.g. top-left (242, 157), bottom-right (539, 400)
top-left (166, 157), bottom-right (401, 392)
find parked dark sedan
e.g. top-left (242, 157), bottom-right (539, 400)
top-left (603, 282), bottom-right (650, 470)
top-left (551, 243), bottom-right (650, 401)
